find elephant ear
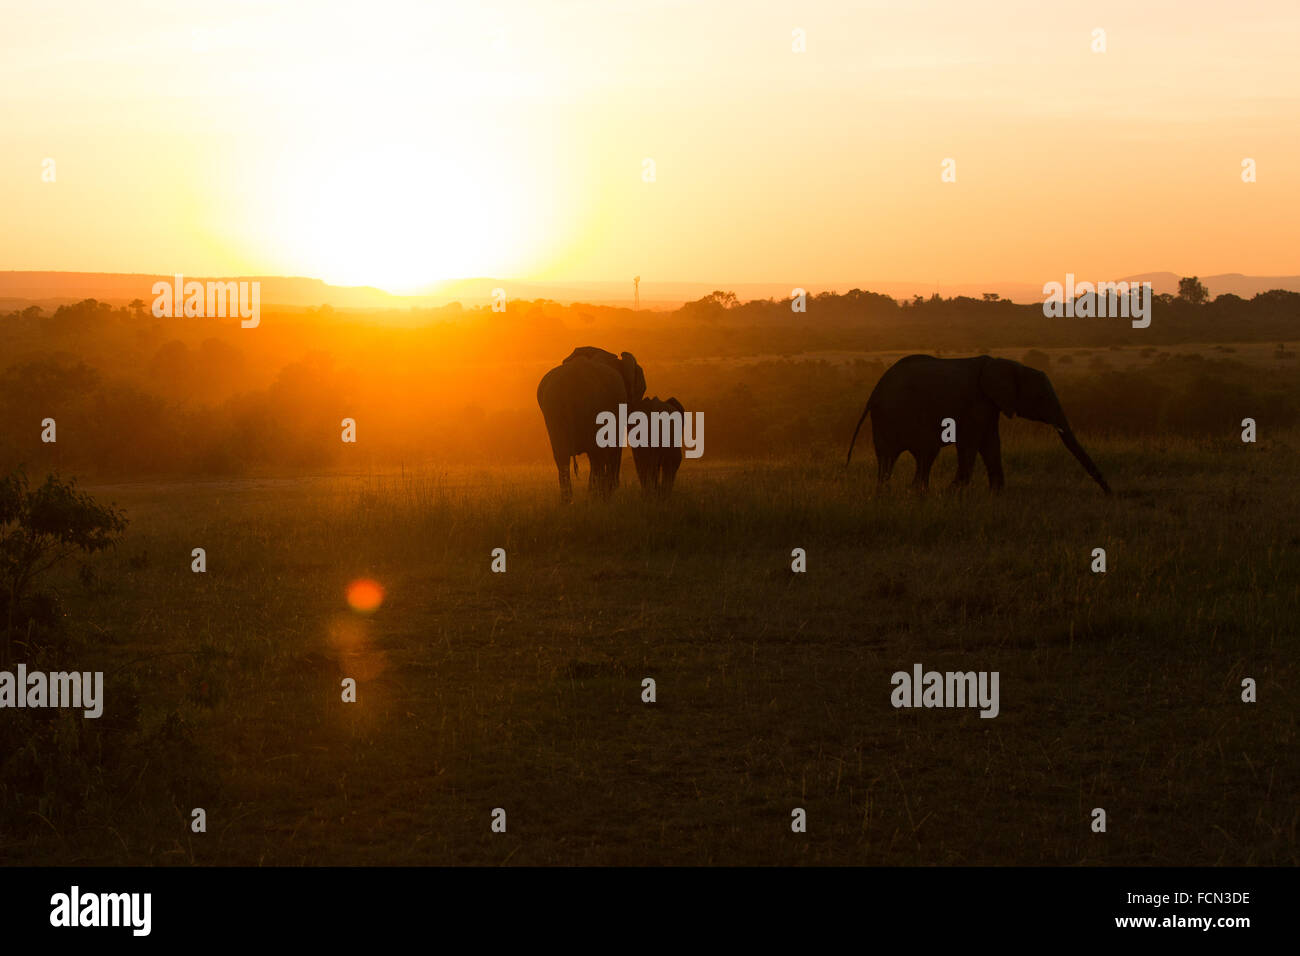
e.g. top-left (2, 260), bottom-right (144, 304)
top-left (666, 397), bottom-right (684, 414)
top-left (980, 357), bottom-right (1020, 417)
top-left (620, 352), bottom-right (647, 401)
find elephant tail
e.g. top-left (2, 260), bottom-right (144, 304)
top-left (571, 455), bottom-right (580, 476)
top-left (845, 398), bottom-right (873, 466)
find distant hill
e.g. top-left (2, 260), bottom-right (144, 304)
top-left (1120, 272), bottom-right (1300, 298)
top-left (0, 272), bottom-right (399, 311)
top-left (3, 270), bottom-right (1298, 312)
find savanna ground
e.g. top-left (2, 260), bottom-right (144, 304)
top-left (2, 422), bottom-right (1296, 865)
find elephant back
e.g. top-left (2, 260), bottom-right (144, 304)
top-left (562, 346), bottom-right (646, 403)
top-left (537, 357), bottom-right (629, 455)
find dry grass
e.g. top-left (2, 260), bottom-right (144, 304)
top-left (2, 431), bottom-right (1296, 864)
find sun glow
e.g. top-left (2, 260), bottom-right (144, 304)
top-left (5, 1), bottom-right (1300, 286)
top-left (269, 149), bottom-right (522, 292)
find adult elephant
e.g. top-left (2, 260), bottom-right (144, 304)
top-left (845, 354), bottom-right (1110, 494)
top-left (537, 347), bottom-right (646, 502)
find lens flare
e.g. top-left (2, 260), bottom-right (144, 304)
top-left (346, 578), bottom-right (385, 614)
top-left (326, 614), bottom-right (387, 682)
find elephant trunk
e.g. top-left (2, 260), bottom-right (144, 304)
top-left (1055, 422), bottom-right (1111, 495)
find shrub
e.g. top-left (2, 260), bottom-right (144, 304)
top-left (0, 470), bottom-right (127, 664)
top-left (1022, 349), bottom-right (1051, 369)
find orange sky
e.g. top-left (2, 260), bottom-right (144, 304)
top-left (2, 0), bottom-right (1297, 292)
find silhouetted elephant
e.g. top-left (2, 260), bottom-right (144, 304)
top-left (846, 355), bottom-right (1110, 494)
top-left (537, 347), bottom-right (646, 502)
top-left (631, 396), bottom-right (685, 496)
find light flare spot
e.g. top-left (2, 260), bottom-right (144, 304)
top-left (346, 578), bottom-right (385, 614)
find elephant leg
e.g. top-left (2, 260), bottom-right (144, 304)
top-left (594, 448), bottom-right (618, 498)
top-left (912, 448), bottom-right (937, 492)
top-left (540, 407), bottom-right (574, 503)
top-left (876, 451), bottom-right (899, 488)
top-left (554, 451), bottom-right (573, 503)
top-left (980, 423), bottom-right (1004, 491)
top-left (662, 456), bottom-right (680, 495)
top-left (953, 432), bottom-right (980, 487)
top-left (873, 427), bottom-right (901, 489)
top-left (633, 453), bottom-right (651, 491)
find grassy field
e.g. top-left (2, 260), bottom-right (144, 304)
top-left (2, 423), bottom-right (1296, 865)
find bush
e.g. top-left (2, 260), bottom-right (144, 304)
top-left (0, 470), bottom-right (127, 664)
top-left (1022, 349), bottom-right (1051, 369)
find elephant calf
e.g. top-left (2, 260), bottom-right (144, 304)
top-left (630, 396), bottom-right (686, 496)
top-left (846, 354), bottom-right (1111, 494)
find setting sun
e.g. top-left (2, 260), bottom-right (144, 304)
top-left (8, 1), bottom-right (1300, 289)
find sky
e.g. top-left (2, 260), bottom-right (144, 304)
top-left (2, 0), bottom-right (1298, 292)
